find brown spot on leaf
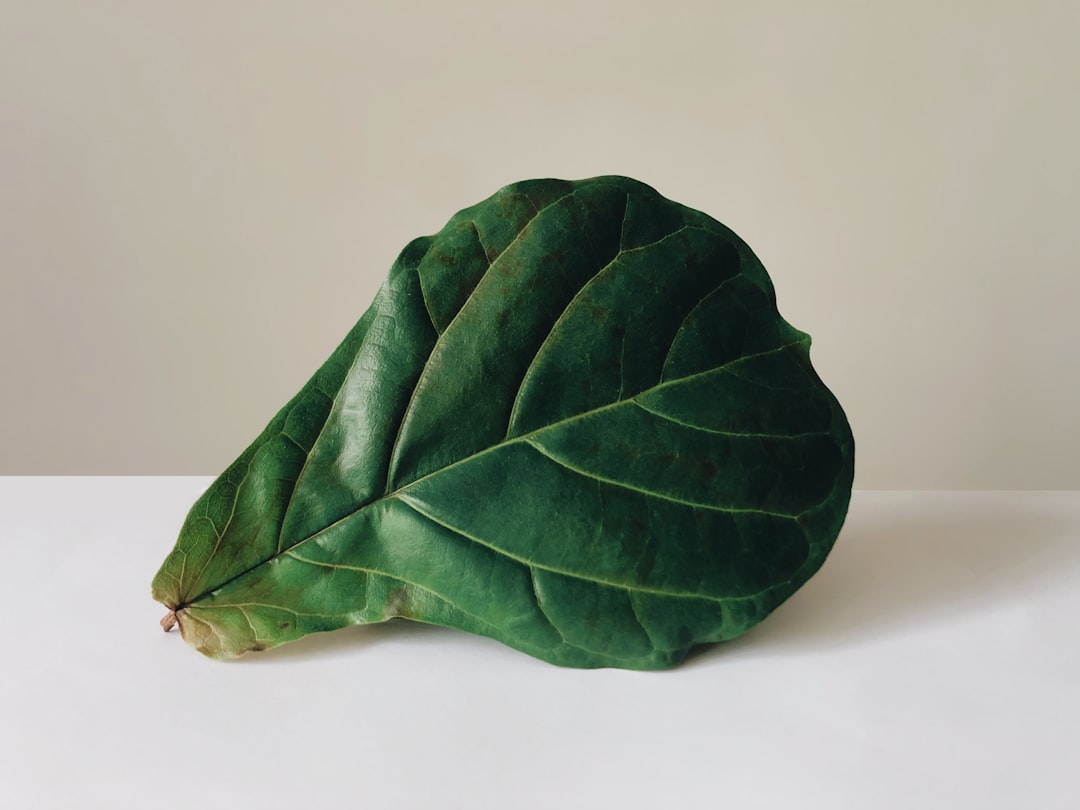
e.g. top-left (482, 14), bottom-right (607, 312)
top-left (386, 587), bottom-right (409, 618)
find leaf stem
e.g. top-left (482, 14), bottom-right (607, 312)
top-left (160, 610), bottom-right (180, 632)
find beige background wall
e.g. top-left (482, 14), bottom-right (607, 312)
top-left (2, 1), bottom-right (1077, 487)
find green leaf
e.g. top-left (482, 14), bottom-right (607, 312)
top-left (152, 176), bottom-right (854, 670)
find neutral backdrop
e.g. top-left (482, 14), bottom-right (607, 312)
top-left (2, 1), bottom-right (1078, 487)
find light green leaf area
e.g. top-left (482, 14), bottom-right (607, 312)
top-left (152, 176), bottom-right (854, 669)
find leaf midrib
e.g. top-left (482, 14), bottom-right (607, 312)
top-left (183, 338), bottom-right (812, 607)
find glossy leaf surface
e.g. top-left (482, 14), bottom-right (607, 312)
top-left (152, 176), bottom-right (854, 669)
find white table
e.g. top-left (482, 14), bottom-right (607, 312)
top-left (2, 479), bottom-right (1077, 809)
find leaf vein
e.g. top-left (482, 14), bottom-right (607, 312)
top-left (386, 190), bottom-right (579, 487)
top-left (660, 271), bottom-right (742, 376)
top-left (184, 340), bottom-right (809, 607)
top-left (523, 438), bottom-right (800, 519)
top-left (630, 400), bottom-right (831, 440)
top-left (396, 495), bottom-right (764, 604)
top-left (504, 212), bottom-right (705, 438)
top-left (528, 568), bottom-right (568, 644)
top-left (284, 550), bottom-right (519, 630)
top-left (186, 457), bottom-right (253, 601)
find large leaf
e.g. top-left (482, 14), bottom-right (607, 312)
top-left (152, 176), bottom-right (854, 670)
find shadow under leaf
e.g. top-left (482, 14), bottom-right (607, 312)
top-left (695, 491), bottom-right (1079, 663)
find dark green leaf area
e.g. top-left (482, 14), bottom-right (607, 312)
top-left (390, 182), bottom-right (627, 491)
top-left (661, 274), bottom-right (805, 381)
top-left (401, 443), bottom-right (811, 598)
top-left (620, 186), bottom-right (687, 250)
top-left (642, 344), bottom-right (835, 436)
top-left (153, 176), bottom-right (855, 669)
top-left (527, 395), bottom-right (840, 517)
top-left (507, 227), bottom-right (742, 437)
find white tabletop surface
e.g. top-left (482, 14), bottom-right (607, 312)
top-left (1, 479), bottom-right (1077, 809)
